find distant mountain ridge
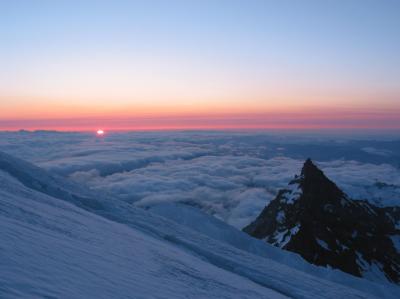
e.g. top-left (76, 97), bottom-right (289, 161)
top-left (244, 159), bottom-right (400, 284)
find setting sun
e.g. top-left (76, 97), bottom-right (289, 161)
top-left (96, 129), bottom-right (104, 136)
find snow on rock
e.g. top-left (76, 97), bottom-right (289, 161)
top-left (391, 235), bottom-right (400, 253)
top-left (316, 239), bottom-right (329, 250)
top-left (270, 225), bottom-right (301, 248)
top-left (281, 181), bottom-right (302, 204)
top-left (276, 211), bottom-right (285, 223)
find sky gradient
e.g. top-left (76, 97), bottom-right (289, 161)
top-left (1, 0), bottom-right (399, 131)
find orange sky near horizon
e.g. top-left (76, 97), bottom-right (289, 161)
top-left (1, 107), bottom-right (399, 132)
top-left (1, 91), bottom-right (400, 131)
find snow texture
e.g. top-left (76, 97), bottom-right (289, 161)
top-left (316, 239), bottom-right (329, 250)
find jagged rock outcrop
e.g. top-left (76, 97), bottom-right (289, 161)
top-left (244, 159), bottom-right (400, 284)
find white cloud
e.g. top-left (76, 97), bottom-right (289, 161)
top-left (1, 131), bottom-right (399, 228)
top-left (361, 147), bottom-right (393, 157)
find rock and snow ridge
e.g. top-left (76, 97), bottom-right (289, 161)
top-left (244, 159), bottom-right (400, 285)
top-left (1, 151), bottom-right (400, 298)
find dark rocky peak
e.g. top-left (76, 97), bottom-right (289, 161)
top-left (299, 159), bottom-right (346, 204)
top-left (244, 158), bottom-right (400, 285)
top-left (301, 158), bottom-right (320, 177)
top-left (300, 158), bottom-right (329, 187)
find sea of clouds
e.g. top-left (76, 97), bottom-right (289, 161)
top-left (1, 130), bottom-right (399, 228)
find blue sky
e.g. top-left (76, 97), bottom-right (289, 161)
top-left (0, 0), bottom-right (399, 130)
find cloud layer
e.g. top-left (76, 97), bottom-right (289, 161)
top-left (1, 131), bottom-right (399, 228)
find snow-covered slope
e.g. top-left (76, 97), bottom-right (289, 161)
top-left (149, 203), bottom-right (400, 296)
top-left (1, 170), bottom-right (286, 299)
top-left (1, 151), bottom-right (399, 298)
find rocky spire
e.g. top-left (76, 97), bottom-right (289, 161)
top-left (244, 159), bottom-right (400, 284)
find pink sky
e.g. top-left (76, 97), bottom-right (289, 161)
top-left (1, 109), bottom-right (399, 132)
